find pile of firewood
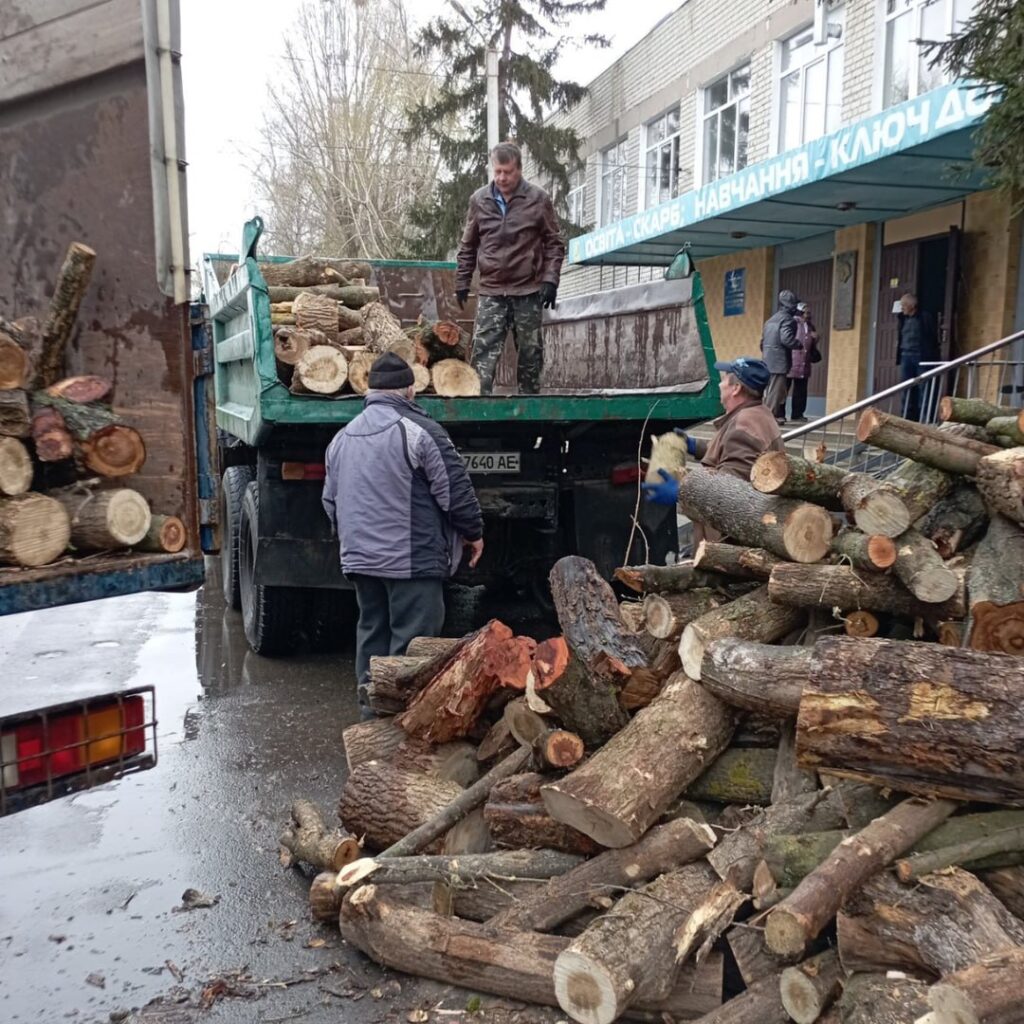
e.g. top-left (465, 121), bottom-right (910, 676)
top-left (266, 255), bottom-right (481, 399)
top-left (0, 242), bottom-right (185, 569)
top-left (276, 406), bottom-right (1024, 1024)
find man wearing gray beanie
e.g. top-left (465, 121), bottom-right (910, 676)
top-left (322, 352), bottom-right (484, 718)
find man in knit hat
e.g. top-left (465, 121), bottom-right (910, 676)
top-left (322, 352), bottom-right (484, 717)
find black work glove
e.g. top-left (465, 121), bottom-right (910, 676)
top-left (540, 283), bottom-right (557, 309)
top-left (455, 288), bottom-right (469, 310)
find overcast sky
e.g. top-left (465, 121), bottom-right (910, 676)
top-left (179, 0), bottom-right (682, 260)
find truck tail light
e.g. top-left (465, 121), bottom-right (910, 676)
top-left (611, 463), bottom-right (642, 486)
top-left (281, 462), bottom-right (326, 481)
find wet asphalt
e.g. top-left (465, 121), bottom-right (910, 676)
top-left (0, 563), bottom-right (559, 1024)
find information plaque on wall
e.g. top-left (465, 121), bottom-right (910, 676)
top-left (724, 268), bottom-right (746, 317)
top-left (833, 250), bottom-right (857, 330)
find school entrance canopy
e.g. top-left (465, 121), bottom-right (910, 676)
top-left (568, 83), bottom-right (995, 267)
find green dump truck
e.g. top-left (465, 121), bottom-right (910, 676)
top-left (202, 220), bottom-right (722, 655)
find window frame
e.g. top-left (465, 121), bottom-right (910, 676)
top-left (566, 163), bottom-right (587, 228)
top-left (642, 106), bottom-right (683, 209)
top-left (698, 65), bottom-right (751, 188)
top-left (598, 138), bottom-right (629, 226)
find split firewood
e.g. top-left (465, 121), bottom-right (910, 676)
top-left (279, 799), bottom-right (360, 872)
top-left (975, 448), bottom-right (1024, 526)
top-left (346, 349), bottom-right (375, 394)
top-left (339, 885), bottom-right (725, 1020)
top-left (895, 823), bottom-right (1024, 882)
top-left (290, 345), bottom-right (349, 395)
top-left (50, 486), bottom-right (151, 550)
top-left (0, 390), bottom-right (31, 438)
top-left (35, 241), bottom-right (96, 389)
top-left (45, 375), bottom-right (112, 404)
top-left (891, 527), bottom-right (961, 603)
top-left (779, 949), bottom-right (843, 1024)
top-left (839, 473), bottom-right (912, 537)
top-left (613, 560), bottom-right (732, 594)
top-left (342, 717), bottom-right (407, 770)
top-left (677, 467), bottom-right (833, 563)
top-left (30, 405), bottom-right (72, 460)
top-left (0, 492), bottom-right (71, 566)
top-left (763, 795), bottom-right (958, 958)
top-left (916, 484), bottom-right (989, 559)
top-left (679, 584), bottom-right (805, 680)
top-left (79, 424), bottom-right (146, 477)
top-left (693, 541), bottom-right (784, 580)
top-left (0, 438), bottom-right (32, 496)
top-left (540, 673), bottom-right (734, 848)
top-left (643, 588), bottom-right (728, 641)
top-left (836, 868), bottom-right (1024, 977)
top-left (431, 358), bottom-right (482, 396)
top-left (259, 255), bottom-right (372, 288)
top-left (699, 639), bottom-right (810, 717)
top-left (687, 746), bottom-right (777, 805)
top-left (940, 395), bottom-right (1021, 426)
top-left (923, 948), bottom-right (1024, 1024)
top-left (836, 973), bottom-right (930, 1024)
top-left (985, 414), bottom-right (1024, 447)
top-left (857, 407), bottom-right (999, 476)
top-left (750, 451), bottom-right (847, 509)
top-left (797, 637), bottom-right (1024, 803)
top-left (830, 528), bottom-right (897, 571)
top-left (134, 514), bottom-right (186, 554)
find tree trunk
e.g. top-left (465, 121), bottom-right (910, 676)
top-left (50, 487), bottom-right (151, 549)
top-left (857, 407), bottom-right (999, 476)
top-left (80, 424), bottom-right (146, 477)
top-left (984, 414), bottom-right (1024, 447)
top-left (342, 716), bottom-right (407, 771)
top-left (0, 492), bottom-right (70, 566)
top-left (541, 673), bottom-right (734, 848)
top-left (688, 974), bottom-right (790, 1024)
top-left (779, 950), bottom-right (843, 1024)
top-left (643, 589), bottom-right (729, 641)
top-left (346, 349), bottom-right (375, 394)
top-left (431, 358), bottom-right (482, 396)
top-left (764, 830), bottom-right (851, 889)
top-left (680, 585), bottom-right (805, 680)
top-left (390, 737), bottom-right (480, 787)
top-left (0, 334), bottom-right (28, 389)
top-left (925, 948), bottom-right (1024, 1024)
top-left (836, 973), bottom-right (930, 1024)
top-left (36, 242), bottom-right (96, 388)
top-left (699, 639), bottom-right (810, 717)
top-left (0, 438), bottom-right (32, 496)
top-left (134, 514), bottom-right (186, 553)
top-left (768, 564), bottom-right (966, 620)
top-left (892, 527), bottom-right (961, 603)
top-left (677, 467), bottom-right (833, 563)
top-left (0, 389), bottom-right (31, 438)
top-left (484, 772), bottom-right (602, 855)
top-left (917, 485), bottom-right (989, 559)
top-left (975, 449), bottom-right (1024, 527)
top-left (750, 451), bottom-right (847, 509)
top-left (839, 473), bottom-right (911, 537)
top-left (830, 529), bottom-right (897, 571)
top-left (763, 796), bottom-right (958, 957)
top-left (613, 560), bottom-right (733, 594)
top-left (686, 747), bottom-right (777, 805)
top-left (290, 345), bottom-right (348, 395)
top-left (260, 256), bottom-right (373, 287)
top-left (339, 885), bottom-right (725, 1021)
top-left (798, 637), bottom-right (1024, 803)
top-left (693, 541), bottom-right (784, 581)
top-left (278, 799), bottom-right (360, 872)
top-left (45, 375), bottom-right (112, 404)
top-left (939, 395), bottom-right (1020, 426)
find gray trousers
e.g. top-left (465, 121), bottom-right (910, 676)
top-left (763, 373), bottom-right (790, 418)
top-left (350, 575), bottom-right (445, 711)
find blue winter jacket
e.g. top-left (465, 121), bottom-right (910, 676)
top-left (322, 392), bottom-right (483, 578)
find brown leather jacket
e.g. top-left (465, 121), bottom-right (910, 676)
top-left (455, 179), bottom-right (566, 296)
top-left (690, 397), bottom-right (785, 545)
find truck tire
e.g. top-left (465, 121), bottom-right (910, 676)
top-left (305, 588), bottom-right (358, 652)
top-left (220, 465), bottom-right (254, 610)
top-left (238, 481), bottom-right (307, 656)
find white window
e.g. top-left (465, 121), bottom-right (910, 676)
top-left (883, 0), bottom-right (978, 107)
top-left (644, 107), bottom-right (682, 208)
top-left (566, 165), bottom-right (586, 227)
top-left (779, 7), bottom-right (846, 152)
top-left (702, 67), bottom-right (750, 185)
top-left (600, 139), bottom-right (629, 225)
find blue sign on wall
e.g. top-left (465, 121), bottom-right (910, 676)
top-left (724, 269), bottom-right (746, 317)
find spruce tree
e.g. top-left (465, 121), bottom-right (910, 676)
top-left (404, 0), bottom-right (607, 258)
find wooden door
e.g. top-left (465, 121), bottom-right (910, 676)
top-left (875, 241), bottom-right (919, 393)
top-left (942, 226), bottom-right (961, 360)
top-left (778, 258), bottom-right (833, 404)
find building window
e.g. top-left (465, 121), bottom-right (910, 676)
top-left (883, 0), bottom-right (978, 107)
top-left (644, 107), bottom-right (681, 208)
top-left (702, 66), bottom-right (750, 185)
top-left (566, 165), bottom-right (586, 227)
top-left (600, 138), bottom-right (629, 225)
top-left (779, 7), bottom-right (845, 152)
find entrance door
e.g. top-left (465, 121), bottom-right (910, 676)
top-left (778, 258), bottom-right (833, 415)
top-left (874, 240), bottom-right (919, 394)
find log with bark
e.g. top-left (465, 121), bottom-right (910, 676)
top-left (985, 414), bottom-right (1024, 447)
top-left (923, 948), bottom-right (1024, 1024)
top-left (895, 823), bottom-right (1024, 882)
top-left (51, 486), bottom-right (151, 550)
top-left (360, 301), bottom-right (407, 353)
top-left (686, 746), bottom-right (777, 805)
top-left (0, 390), bottom-right (31, 438)
top-left (432, 358), bottom-right (482, 396)
top-left (389, 737), bottom-right (480, 787)
top-left (726, 926), bottom-right (790, 987)
top-left (273, 327), bottom-right (322, 380)
top-left (80, 424), bottom-right (146, 477)
top-left (763, 795), bottom-right (958, 957)
top-left (342, 716), bottom-right (407, 770)
top-left (260, 256), bottom-right (373, 287)
top-left (278, 799), bottom-right (361, 872)
top-left (693, 541), bottom-right (784, 581)
top-left (797, 637), bottom-right (1024, 803)
top-left (886, 456), bottom-right (957, 522)
top-left (413, 320), bottom-right (467, 364)
top-left (916, 484), bottom-right (989, 559)
top-left (975, 448), bottom-right (1024, 527)
top-left (750, 451), bottom-right (847, 509)
top-left (290, 345), bottom-right (349, 395)
top-left (613, 560), bottom-right (733, 594)
top-left (365, 655), bottom-right (438, 714)
top-left (402, 635), bottom-right (459, 659)
top-left (857, 407), bottom-right (999, 475)
top-left (292, 292), bottom-right (341, 338)
top-left (135, 514), bottom-right (186, 554)
top-left (45, 375), bottom-right (112, 404)
top-left (779, 949), bottom-right (843, 1024)
top-left (30, 405), bottom-right (72, 461)
top-left (836, 973), bottom-right (930, 1024)
top-left (689, 973), bottom-right (790, 1024)
top-left (699, 639), bottom-right (810, 717)
top-left (502, 699), bottom-right (584, 769)
top-left (939, 395), bottom-right (1020, 426)
top-left (978, 864), bottom-right (1024, 919)
top-left (618, 638), bottom-right (680, 711)
top-left (891, 527), bottom-right (961, 603)
top-left (346, 349), bottom-right (375, 395)
top-left (0, 438), bottom-right (32, 496)
top-left (643, 589), bottom-right (728, 641)
top-left (773, 719), bottom-right (818, 805)
top-left (540, 673), bottom-right (735, 848)
top-left (0, 333), bottom-right (28, 389)
top-left (839, 473), bottom-right (911, 537)
top-left (677, 467), bottom-right (833, 563)
top-left (0, 492), bottom-right (71, 566)
top-left (830, 528), bottom-right (897, 571)
top-left (36, 241), bottom-right (96, 389)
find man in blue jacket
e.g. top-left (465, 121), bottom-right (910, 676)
top-left (322, 352), bottom-right (484, 716)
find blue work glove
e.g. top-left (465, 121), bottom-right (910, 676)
top-left (540, 282), bottom-right (557, 309)
top-left (641, 468), bottom-right (680, 505)
top-left (672, 427), bottom-right (698, 457)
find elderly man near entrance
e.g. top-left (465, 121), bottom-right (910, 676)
top-left (321, 352), bottom-right (484, 718)
top-left (455, 141), bottom-right (566, 394)
top-left (761, 289), bottom-right (801, 422)
top-left (641, 357), bottom-right (784, 545)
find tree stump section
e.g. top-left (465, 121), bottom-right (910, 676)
top-left (839, 473), bottom-right (911, 537)
top-left (693, 541), bottom-right (784, 580)
top-left (80, 424), bottom-right (146, 477)
top-left (51, 487), bottom-right (151, 550)
top-left (0, 438), bottom-right (33, 496)
top-left (699, 639), bottom-right (810, 717)
top-left (750, 451), bottom-right (847, 509)
top-left (917, 485), bottom-right (989, 559)
top-left (925, 947), bottom-right (1024, 1024)
top-left (892, 527), bottom-right (960, 603)
top-left (975, 448), bottom-right (1024, 526)
top-left (0, 390), bottom-right (31, 438)
top-left (431, 358), bottom-right (482, 396)
top-left (36, 241), bottom-right (96, 389)
top-left (643, 588), bottom-right (727, 640)
top-left (830, 529), bottom-right (897, 571)
top-left (278, 799), bottom-right (360, 872)
top-left (686, 747), bottom-right (777, 805)
top-left (135, 514), bottom-right (187, 553)
top-left (779, 949), bottom-right (843, 1024)
top-left (290, 345), bottom-right (348, 395)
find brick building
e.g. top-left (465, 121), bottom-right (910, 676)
top-left (532, 0), bottom-right (1022, 415)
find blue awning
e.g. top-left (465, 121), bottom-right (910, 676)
top-left (569, 83), bottom-right (996, 266)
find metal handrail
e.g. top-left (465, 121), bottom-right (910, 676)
top-left (781, 328), bottom-right (1024, 441)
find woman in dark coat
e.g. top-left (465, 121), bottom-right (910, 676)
top-left (787, 302), bottom-right (819, 423)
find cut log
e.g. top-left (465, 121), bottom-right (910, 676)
top-left (643, 588), bottom-right (728, 640)
top-left (727, 926), bottom-right (789, 987)
top-left (45, 375), bottom-right (112, 404)
top-left (844, 610), bottom-right (880, 638)
top-left (389, 737), bottom-right (479, 787)
top-left (797, 637), bottom-right (1024, 803)
top-left (412, 362), bottom-right (430, 394)
top-left (892, 527), bottom-right (961, 603)
top-left (50, 487), bottom-right (150, 549)
top-left (768, 564), bottom-right (966, 620)
top-left (540, 672), bottom-right (735, 848)
top-left (278, 799), bottom-right (360, 872)
top-left (827, 778), bottom-right (900, 829)
top-left (978, 865), bottom-right (1024, 919)
top-left (939, 395), bottom-right (1020, 426)
top-left (699, 639), bottom-right (810, 717)
top-left (80, 424), bottom-right (146, 477)
top-left (292, 291), bottom-right (340, 338)
top-left (839, 473), bottom-right (911, 537)
top-left (925, 948), bottom-right (1024, 1024)
top-left (763, 795), bottom-right (958, 957)
top-left (764, 830), bottom-right (851, 890)
top-left (750, 451), bottom-right (847, 509)
top-left (613, 560), bottom-right (733, 594)
top-left (886, 457), bottom-right (957, 522)
top-left (432, 358), bottom-right (482, 396)
top-left (36, 241), bottom-right (96, 388)
top-left (687, 746), bottom-right (777, 805)
top-left (857, 407), bottom-right (999, 475)
top-left (487, 816), bottom-right (716, 933)
top-left (677, 467), bottom-right (833, 563)
top-left (30, 405), bottom-right (72, 461)
top-left (0, 438), bottom-right (32, 496)
top-left (773, 719), bottom-right (818, 804)
top-left (0, 334), bottom-right (28, 389)
top-left (985, 414), bottom-right (1024, 447)
top-left (32, 393), bottom-right (117, 440)
top-left (645, 430), bottom-right (687, 485)
top-left (836, 868), bottom-right (1024, 977)
top-left (0, 390), bottom-right (31, 438)
top-left (291, 345), bottom-right (348, 395)
top-left (360, 301), bottom-right (407, 353)
top-left (619, 638), bottom-right (680, 711)
top-left (416, 320), bottom-right (467, 364)
top-left (405, 636), bottom-right (460, 659)
top-left (938, 620), bottom-right (965, 646)
top-left (382, 336), bottom-right (417, 367)
top-left (693, 541), bottom-right (784, 580)
top-left (134, 514), bottom-right (186, 554)
top-left (688, 973), bottom-right (790, 1024)
top-left (476, 717), bottom-right (517, 765)
top-left (618, 600), bottom-right (645, 633)
top-left (680, 584), bottom-right (805, 680)
top-left (896, 824), bottom-right (1024, 882)
top-left (260, 256), bottom-right (372, 287)
top-left (342, 716), bottom-right (407, 771)
top-left (485, 772), bottom-right (602, 855)
top-left (975, 448), bottom-right (1024, 526)
top-left (779, 950), bottom-right (843, 1024)
top-left (917, 485), bottom-right (989, 559)
top-left (836, 973), bottom-right (930, 1024)
top-left (553, 862), bottom-right (742, 1023)
top-left (365, 654), bottom-right (437, 714)
top-left (339, 885), bottom-right (725, 1021)
top-left (346, 349), bottom-right (375, 394)
top-left (830, 528), bottom-right (897, 571)
top-left (274, 327), bottom-right (317, 368)
top-left (337, 328), bottom-right (365, 348)
top-left (503, 698), bottom-right (584, 768)
top-left (0, 492), bottom-right (71, 566)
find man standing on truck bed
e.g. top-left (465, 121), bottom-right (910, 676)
top-left (322, 353), bottom-right (484, 717)
top-left (455, 141), bottom-right (566, 394)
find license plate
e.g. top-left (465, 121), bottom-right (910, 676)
top-left (462, 451), bottom-right (521, 474)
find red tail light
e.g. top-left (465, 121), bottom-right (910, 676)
top-left (611, 463), bottom-right (643, 485)
top-left (281, 462), bottom-right (326, 481)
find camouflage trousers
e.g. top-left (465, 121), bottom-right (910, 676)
top-left (470, 293), bottom-right (544, 394)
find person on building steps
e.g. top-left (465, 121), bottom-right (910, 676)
top-left (321, 352), bottom-right (484, 720)
top-left (787, 301), bottom-right (820, 423)
top-left (896, 292), bottom-right (938, 422)
top-left (641, 357), bottom-right (784, 546)
top-left (455, 141), bottom-right (566, 395)
top-left (760, 289), bottom-right (801, 422)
